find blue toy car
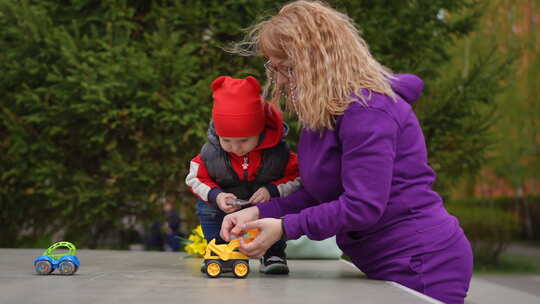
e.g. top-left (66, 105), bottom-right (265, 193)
top-left (34, 241), bottom-right (80, 275)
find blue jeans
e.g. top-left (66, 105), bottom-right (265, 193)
top-left (195, 199), bottom-right (286, 255)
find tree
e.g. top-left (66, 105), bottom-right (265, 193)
top-left (0, 0), bottom-right (510, 247)
top-left (448, 0), bottom-right (539, 200)
top-left (489, 0), bottom-right (540, 197)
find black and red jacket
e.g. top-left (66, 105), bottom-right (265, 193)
top-left (186, 102), bottom-right (301, 204)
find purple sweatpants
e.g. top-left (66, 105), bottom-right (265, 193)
top-left (364, 234), bottom-right (473, 304)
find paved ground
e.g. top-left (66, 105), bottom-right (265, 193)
top-left (465, 243), bottom-right (540, 303)
top-left (0, 249), bottom-right (440, 304)
top-left (467, 275), bottom-right (540, 303)
top-left (3, 247), bottom-right (540, 304)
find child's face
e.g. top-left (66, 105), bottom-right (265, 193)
top-left (219, 136), bottom-right (259, 156)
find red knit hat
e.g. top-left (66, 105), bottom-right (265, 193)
top-left (211, 76), bottom-right (265, 137)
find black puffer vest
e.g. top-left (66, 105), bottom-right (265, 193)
top-left (200, 122), bottom-right (290, 200)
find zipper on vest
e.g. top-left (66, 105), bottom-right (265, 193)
top-left (242, 155), bottom-right (249, 180)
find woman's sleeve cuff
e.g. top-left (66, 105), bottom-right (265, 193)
top-left (282, 214), bottom-right (303, 240)
top-left (257, 200), bottom-right (284, 219)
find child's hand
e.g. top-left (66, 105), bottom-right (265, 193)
top-left (216, 192), bottom-right (240, 213)
top-left (248, 187), bottom-right (270, 204)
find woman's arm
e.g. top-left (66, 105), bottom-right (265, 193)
top-left (257, 186), bottom-right (318, 219)
top-left (283, 106), bottom-right (398, 240)
top-left (220, 185), bottom-right (317, 242)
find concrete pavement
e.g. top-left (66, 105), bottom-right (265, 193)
top-left (3, 248), bottom-right (539, 303)
top-left (465, 242), bottom-right (540, 303)
top-left (466, 275), bottom-right (540, 303)
top-left (0, 249), bottom-right (440, 304)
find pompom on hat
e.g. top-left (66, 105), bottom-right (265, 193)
top-left (211, 76), bottom-right (265, 137)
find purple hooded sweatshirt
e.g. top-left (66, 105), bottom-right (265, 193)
top-left (258, 74), bottom-right (466, 273)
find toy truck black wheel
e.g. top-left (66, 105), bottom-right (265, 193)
top-left (200, 262), bottom-right (206, 274)
top-left (35, 260), bottom-right (53, 275)
top-left (205, 261), bottom-right (222, 278)
top-left (232, 260), bottom-right (249, 278)
top-left (58, 261), bottom-right (77, 275)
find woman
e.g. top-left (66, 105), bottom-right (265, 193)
top-left (220, 1), bottom-right (472, 303)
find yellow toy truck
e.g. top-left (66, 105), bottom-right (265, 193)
top-left (203, 229), bottom-right (258, 278)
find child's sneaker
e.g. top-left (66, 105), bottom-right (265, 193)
top-left (259, 253), bottom-right (289, 274)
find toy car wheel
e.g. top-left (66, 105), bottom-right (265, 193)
top-left (35, 260), bottom-right (53, 275)
top-left (233, 261), bottom-right (249, 278)
top-left (58, 261), bottom-right (76, 275)
top-left (205, 261), bottom-right (222, 278)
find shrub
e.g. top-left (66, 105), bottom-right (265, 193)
top-left (450, 196), bottom-right (540, 241)
top-left (0, 0), bottom-right (512, 247)
top-left (447, 203), bottom-right (520, 266)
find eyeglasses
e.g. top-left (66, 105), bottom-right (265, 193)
top-left (264, 60), bottom-right (292, 79)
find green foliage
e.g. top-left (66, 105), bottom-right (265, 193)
top-left (487, 0), bottom-right (540, 194)
top-left (0, 0), bottom-right (216, 247)
top-left (337, 0), bottom-right (513, 196)
top-left (448, 195), bottom-right (540, 269)
top-left (450, 196), bottom-right (540, 241)
top-left (447, 202), bottom-right (519, 266)
top-left (446, 0), bottom-right (540, 198)
top-left (336, 0), bottom-right (480, 77)
top-left (416, 48), bottom-right (515, 195)
top-left (0, 0), bottom-right (512, 247)
top-left (474, 253), bottom-right (538, 273)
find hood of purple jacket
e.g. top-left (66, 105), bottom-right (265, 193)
top-left (390, 74), bottom-right (424, 104)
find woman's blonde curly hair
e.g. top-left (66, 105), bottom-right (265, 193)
top-left (232, 0), bottom-right (396, 130)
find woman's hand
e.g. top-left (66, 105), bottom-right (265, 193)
top-left (238, 218), bottom-right (283, 257)
top-left (216, 192), bottom-right (240, 213)
top-left (248, 187), bottom-right (271, 204)
top-left (220, 206), bottom-right (260, 241)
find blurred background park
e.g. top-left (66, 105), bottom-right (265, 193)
top-left (1, 0), bottom-right (539, 272)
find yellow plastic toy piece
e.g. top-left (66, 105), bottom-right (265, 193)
top-left (203, 229), bottom-right (259, 278)
top-left (206, 261), bottom-right (222, 278)
top-left (232, 260), bottom-right (249, 277)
